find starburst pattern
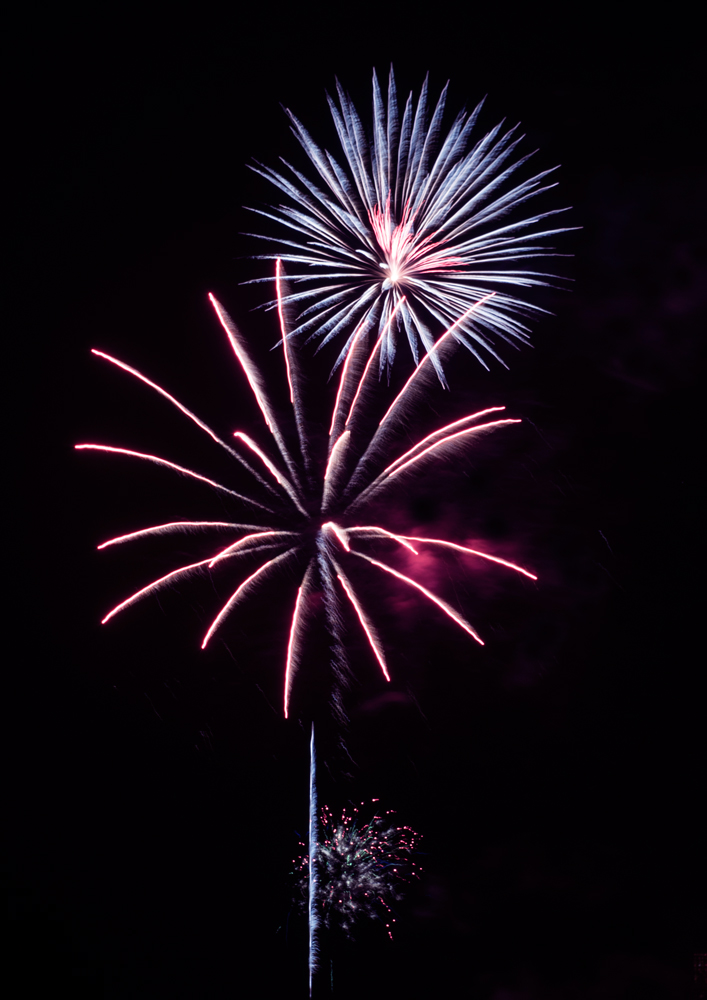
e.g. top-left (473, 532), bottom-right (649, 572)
top-left (294, 802), bottom-right (422, 939)
top-left (247, 66), bottom-right (571, 377)
top-left (76, 264), bottom-right (536, 719)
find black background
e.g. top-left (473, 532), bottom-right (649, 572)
top-left (7, 5), bottom-right (705, 998)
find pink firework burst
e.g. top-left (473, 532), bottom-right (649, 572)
top-left (77, 263), bottom-right (536, 720)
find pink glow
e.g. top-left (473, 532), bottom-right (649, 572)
top-left (334, 567), bottom-right (390, 681)
top-left (387, 419), bottom-right (521, 479)
top-left (207, 530), bottom-right (295, 568)
top-left (321, 521), bottom-right (351, 551)
top-left (378, 292), bottom-right (497, 429)
top-left (201, 546), bottom-right (298, 648)
top-left (97, 521), bottom-right (256, 549)
top-left (75, 444), bottom-right (270, 508)
top-left (344, 296), bottom-right (406, 428)
top-left (276, 259), bottom-right (296, 405)
top-left (346, 526), bottom-right (418, 554)
top-left (398, 536), bottom-right (537, 580)
top-left (350, 550), bottom-right (484, 645)
top-left (101, 554), bottom-right (217, 624)
top-left (284, 579), bottom-right (308, 717)
top-left (90, 350), bottom-right (234, 453)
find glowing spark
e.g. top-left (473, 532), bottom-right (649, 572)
top-left (101, 555), bottom-right (217, 624)
top-left (344, 295), bottom-right (405, 428)
top-left (207, 530), bottom-right (298, 569)
top-left (285, 581), bottom-right (307, 718)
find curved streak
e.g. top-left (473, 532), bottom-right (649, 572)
top-left (201, 546), bottom-right (300, 648)
top-left (233, 431), bottom-right (307, 514)
top-left (208, 531), bottom-right (297, 568)
top-left (101, 555), bottom-right (217, 624)
top-left (75, 444), bottom-right (274, 512)
top-left (400, 536), bottom-right (537, 580)
top-left (332, 561), bottom-right (390, 681)
top-left (387, 419), bottom-right (521, 479)
top-left (349, 550), bottom-right (484, 645)
top-left (97, 521), bottom-right (262, 549)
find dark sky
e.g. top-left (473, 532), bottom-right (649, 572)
top-left (8, 6), bottom-right (706, 998)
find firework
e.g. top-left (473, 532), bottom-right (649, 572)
top-left (294, 801), bottom-right (422, 940)
top-left (246, 67), bottom-right (571, 376)
top-left (76, 263), bottom-right (537, 719)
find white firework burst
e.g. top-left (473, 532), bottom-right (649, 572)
top-left (246, 66), bottom-right (572, 377)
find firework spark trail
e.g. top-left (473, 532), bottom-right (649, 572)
top-left (80, 262), bottom-right (537, 718)
top-left (96, 521), bottom-right (261, 549)
top-left (208, 293), bottom-right (304, 495)
top-left (74, 444), bottom-right (275, 513)
top-left (246, 67), bottom-right (572, 374)
top-left (276, 259), bottom-right (311, 476)
top-left (201, 546), bottom-right (301, 649)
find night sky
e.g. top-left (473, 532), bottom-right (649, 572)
top-left (8, 7), bottom-right (706, 998)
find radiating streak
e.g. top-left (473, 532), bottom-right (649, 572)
top-left (97, 521), bottom-right (257, 550)
top-left (388, 419), bottom-right (521, 479)
top-left (329, 315), bottom-right (369, 437)
top-left (201, 545), bottom-right (300, 648)
top-left (378, 293), bottom-right (497, 430)
top-left (332, 561), bottom-right (390, 681)
top-left (101, 555), bottom-right (217, 624)
top-left (344, 418), bottom-right (520, 515)
top-left (377, 408), bottom-right (507, 477)
top-left (321, 430), bottom-right (350, 511)
top-left (349, 550), bottom-right (484, 645)
top-left (207, 530), bottom-right (297, 568)
top-left (90, 349), bottom-right (271, 490)
top-left (321, 521), bottom-right (351, 551)
top-left (398, 536), bottom-right (537, 580)
top-left (208, 293), bottom-right (303, 492)
top-left (276, 259), bottom-right (311, 475)
top-left (345, 526), bottom-right (418, 554)
top-left (75, 444), bottom-right (274, 512)
top-left (233, 431), bottom-right (307, 514)
top-left (284, 561), bottom-right (314, 717)
top-left (344, 296), bottom-right (406, 429)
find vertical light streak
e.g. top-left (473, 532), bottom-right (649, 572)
top-left (321, 430), bottom-right (350, 511)
top-left (328, 315), bottom-right (369, 437)
top-left (349, 549), bottom-right (485, 644)
top-left (284, 563), bottom-right (314, 718)
top-left (276, 259), bottom-right (311, 474)
top-left (308, 723), bottom-right (320, 997)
